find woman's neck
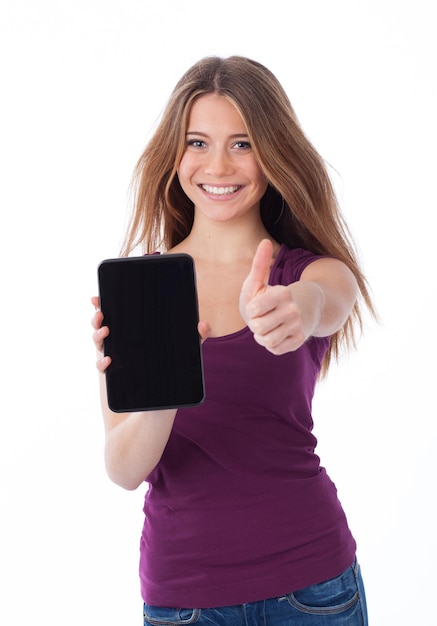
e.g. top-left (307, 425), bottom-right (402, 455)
top-left (174, 212), bottom-right (276, 264)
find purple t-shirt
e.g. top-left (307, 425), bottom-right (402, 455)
top-left (140, 245), bottom-right (356, 608)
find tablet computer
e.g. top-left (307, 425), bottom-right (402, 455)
top-left (97, 254), bottom-right (205, 412)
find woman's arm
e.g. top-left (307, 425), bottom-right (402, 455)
top-left (92, 298), bottom-right (211, 490)
top-left (91, 298), bottom-right (177, 490)
top-left (297, 256), bottom-right (358, 337)
top-left (239, 240), bottom-right (358, 355)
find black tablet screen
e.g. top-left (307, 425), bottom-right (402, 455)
top-left (98, 254), bottom-right (204, 412)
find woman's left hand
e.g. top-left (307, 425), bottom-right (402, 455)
top-left (240, 239), bottom-right (358, 355)
top-left (239, 240), bottom-right (309, 355)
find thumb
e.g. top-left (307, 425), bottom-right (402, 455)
top-left (239, 239), bottom-right (273, 319)
top-left (198, 320), bottom-right (212, 344)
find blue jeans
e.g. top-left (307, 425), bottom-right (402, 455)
top-left (143, 558), bottom-right (368, 625)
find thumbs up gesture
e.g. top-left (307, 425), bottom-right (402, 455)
top-left (239, 239), bottom-right (307, 355)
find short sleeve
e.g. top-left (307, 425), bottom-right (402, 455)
top-left (270, 245), bottom-right (328, 287)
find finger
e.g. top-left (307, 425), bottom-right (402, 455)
top-left (91, 309), bottom-right (105, 330)
top-left (248, 285), bottom-right (297, 321)
top-left (198, 320), bottom-right (212, 343)
top-left (240, 239), bottom-right (273, 321)
top-left (91, 295), bottom-right (100, 309)
top-left (96, 355), bottom-right (112, 372)
top-left (251, 319), bottom-right (305, 354)
top-left (91, 296), bottom-right (104, 330)
top-left (253, 331), bottom-right (305, 355)
top-left (242, 239), bottom-right (273, 298)
top-left (93, 325), bottom-right (109, 351)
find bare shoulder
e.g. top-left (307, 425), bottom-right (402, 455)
top-left (301, 257), bottom-right (356, 285)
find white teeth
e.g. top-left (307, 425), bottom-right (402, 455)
top-left (202, 184), bottom-right (240, 195)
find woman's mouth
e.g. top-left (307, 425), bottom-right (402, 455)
top-left (201, 184), bottom-right (241, 196)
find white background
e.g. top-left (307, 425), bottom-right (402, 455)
top-left (1, 1), bottom-right (435, 624)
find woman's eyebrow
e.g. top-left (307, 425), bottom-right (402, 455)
top-left (186, 131), bottom-right (249, 138)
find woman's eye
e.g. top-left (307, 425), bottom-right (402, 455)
top-left (234, 141), bottom-right (251, 150)
top-left (187, 139), bottom-right (206, 148)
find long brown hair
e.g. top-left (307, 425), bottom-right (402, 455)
top-left (121, 55), bottom-right (376, 372)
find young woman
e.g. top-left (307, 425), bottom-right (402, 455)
top-left (92, 56), bottom-right (374, 625)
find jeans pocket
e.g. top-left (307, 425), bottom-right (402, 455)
top-left (285, 562), bottom-right (360, 616)
top-left (143, 604), bottom-right (201, 625)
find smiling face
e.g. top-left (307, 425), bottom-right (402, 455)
top-left (177, 93), bottom-right (268, 224)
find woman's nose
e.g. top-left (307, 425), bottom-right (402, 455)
top-left (204, 148), bottom-right (234, 177)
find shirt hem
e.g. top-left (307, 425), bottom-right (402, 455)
top-left (140, 545), bottom-right (357, 609)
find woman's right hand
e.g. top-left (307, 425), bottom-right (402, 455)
top-left (91, 296), bottom-right (112, 373)
top-left (91, 296), bottom-right (210, 372)
top-left (90, 295), bottom-right (211, 490)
